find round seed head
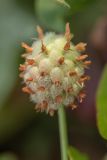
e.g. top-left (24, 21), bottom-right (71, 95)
top-left (20, 23), bottom-right (91, 116)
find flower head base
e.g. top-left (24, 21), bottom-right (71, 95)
top-left (19, 23), bottom-right (91, 116)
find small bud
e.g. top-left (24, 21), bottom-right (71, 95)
top-left (19, 64), bottom-right (26, 71)
top-left (36, 25), bottom-right (44, 39)
top-left (79, 75), bottom-right (90, 83)
top-left (79, 91), bottom-right (86, 103)
top-left (37, 86), bottom-right (45, 92)
top-left (27, 59), bottom-right (35, 65)
top-left (64, 23), bottom-right (71, 50)
top-left (58, 56), bottom-right (65, 65)
top-left (26, 77), bottom-right (33, 82)
top-left (22, 86), bottom-right (33, 94)
top-left (75, 42), bottom-right (87, 51)
top-left (64, 42), bottom-right (70, 51)
top-left (22, 42), bottom-right (33, 52)
top-left (65, 22), bottom-right (71, 42)
top-left (76, 54), bottom-right (88, 61)
top-left (68, 71), bottom-right (77, 77)
top-left (41, 41), bottom-right (47, 53)
top-left (84, 60), bottom-right (92, 65)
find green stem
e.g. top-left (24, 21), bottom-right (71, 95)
top-left (58, 105), bottom-right (68, 160)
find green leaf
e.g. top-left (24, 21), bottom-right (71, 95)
top-left (35, 0), bottom-right (67, 32)
top-left (68, 146), bottom-right (89, 160)
top-left (96, 65), bottom-right (107, 139)
top-left (0, 0), bottom-right (37, 142)
top-left (0, 0), bottom-right (36, 107)
top-left (66, 0), bottom-right (98, 14)
top-left (57, 0), bottom-right (70, 8)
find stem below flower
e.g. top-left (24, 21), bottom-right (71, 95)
top-left (58, 105), bottom-right (68, 160)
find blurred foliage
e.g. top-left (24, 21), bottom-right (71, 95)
top-left (19, 122), bottom-right (54, 160)
top-left (96, 65), bottom-right (107, 140)
top-left (35, 0), bottom-right (66, 32)
top-left (35, 0), bottom-right (107, 41)
top-left (58, 0), bottom-right (98, 14)
top-left (0, 153), bottom-right (18, 160)
top-left (68, 146), bottom-right (89, 160)
top-left (57, 0), bottom-right (70, 8)
top-left (0, 99), bottom-right (35, 143)
top-left (0, 0), bottom-right (36, 107)
top-left (0, 0), bottom-right (36, 143)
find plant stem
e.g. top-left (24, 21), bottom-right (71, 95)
top-left (58, 105), bottom-right (68, 160)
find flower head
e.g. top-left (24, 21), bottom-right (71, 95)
top-left (19, 23), bottom-right (91, 116)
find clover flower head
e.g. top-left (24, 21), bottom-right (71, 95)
top-left (19, 23), bottom-right (91, 116)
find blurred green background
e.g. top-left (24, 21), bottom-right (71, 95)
top-left (0, 0), bottom-right (107, 159)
